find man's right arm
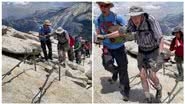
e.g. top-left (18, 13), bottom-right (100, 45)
top-left (97, 26), bottom-right (128, 39)
top-left (38, 27), bottom-right (44, 38)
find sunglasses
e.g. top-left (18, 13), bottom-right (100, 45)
top-left (99, 4), bottom-right (110, 8)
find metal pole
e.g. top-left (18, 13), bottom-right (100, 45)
top-left (83, 57), bottom-right (85, 66)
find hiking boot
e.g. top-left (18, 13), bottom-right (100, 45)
top-left (122, 93), bottom-right (129, 101)
top-left (123, 89), bottom-right (130, 101)
top-left (112, 72), bottom-right (118, 81)
top-left (143, 97), bottom-right (152, 103)
top-left (120, 85), bottom-right (130, 101)
top-left (108, 73), bottom-right (118, 84)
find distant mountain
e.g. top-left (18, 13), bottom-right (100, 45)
top-left (2, 3), bottom-right (92, 40)
top-left (159, 12), bottom-right (183, 35)
top-left (2, 2), bottom-right (74, 19)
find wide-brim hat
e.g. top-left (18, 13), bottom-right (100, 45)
top-left (127, 6), bottom-right (145, 16)
top-left (172, 26), bottom-right (183, 35)
top-left (55, 27), bottom-right (64, 34)
top-left (96, 1), bottom-right (114, 8)
top-left (43, 20), bottom-right (51, 26)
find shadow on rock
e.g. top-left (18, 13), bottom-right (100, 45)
top-left (71, 80), bottom-right (86, 88)
top-left (129, 88), bottom-right (156, 103)
top-left (128, 88), bottom-right (145, 103)
top-left (165, 73), bottom-right (177, 79)
top-left (100, 77), bottom-right (120, 94)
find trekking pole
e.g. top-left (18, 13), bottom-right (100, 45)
top-left (33, 49), bottom-right (37, 71)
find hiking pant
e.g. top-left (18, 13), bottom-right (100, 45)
top-left (75, 50), bottom-right (82, 64)
top-left (58, 43), bottom-right (69, 63)
top-left (40, 39), bottom-right (52, 61)
top-left (177, 63), bottom-right (183, 78)
top-left (86, 49), bottom-right (90, 57)
top-left (68, 47), bottom-right (75, 62)
top-left (175, 55), bottom-right (184, 78)
top-left (58, 49), bottom-right (66, 63)
top-left (102, 45), bottom-right (129, 88)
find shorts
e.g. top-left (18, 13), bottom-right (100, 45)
top-left (137, 48), bottom-right (163, 72)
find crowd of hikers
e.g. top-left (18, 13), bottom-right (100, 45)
top-left (37, 2), bottom-right (183, 103)
top-left (95, 1), bottom-right (183, 103)
top-left (38, 20), bottom-right (91, 67)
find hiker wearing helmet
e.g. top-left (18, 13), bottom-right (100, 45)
top-left (95, 2), bottom-right (130, 101)
top-left (39, 20), bottom-right (53, 61)
top-left (98, 6), bottom-right (164, 103)
top-left (51, 27), bottom-right (70, 67)
top-left (170, 26), bottom-right (184, 81)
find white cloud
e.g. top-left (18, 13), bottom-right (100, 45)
top-left (144, 4), bottom-right (161, 10)
top-left (13, 2), bottom-right (29, 5)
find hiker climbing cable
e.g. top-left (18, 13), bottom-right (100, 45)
top-left (95, 1), bottom-right (130, 101)
top-left (170, 26), bottom-right (184, 81)
top-left (51, 27), bottom-right (70, 67)
top-left (68, 34), bottom-right (75, 62)
top-left (97, 6), bottom-right (164, 103)
top-left (74, 36), bottom-right (82, 64)
top-left (39, 20), bottom-right (53, 61)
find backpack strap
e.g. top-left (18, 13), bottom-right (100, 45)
top-left (137, 13), bottom-right (157, 43)
top-left (143, 13), bottom-right (152, 31)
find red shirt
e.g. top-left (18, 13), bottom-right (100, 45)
top-left (170, 37), bottom-right (183, 57)
top-left (69, 35), bottom-right (75, 47)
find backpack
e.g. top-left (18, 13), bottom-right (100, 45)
top-left (137, 13), bottom-right (160, 52)
top-left (69, 34), bottom-right (75, 47)
top-left (57, 31), bottom-right (68, 44)
top-left (138, 13), bottom-right (156, 42)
